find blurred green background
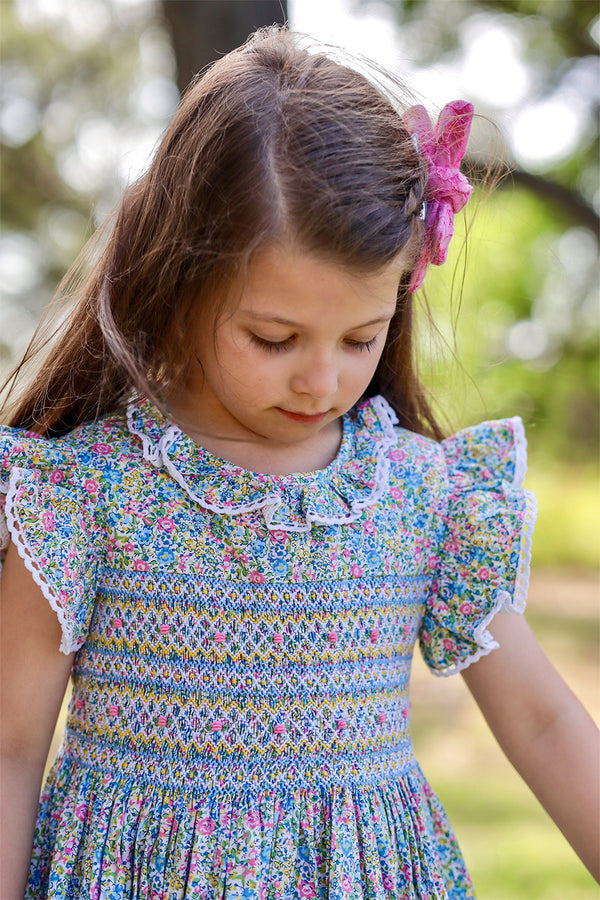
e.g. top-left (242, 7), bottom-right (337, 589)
top-left (2, 1), bottom-right (598, 897)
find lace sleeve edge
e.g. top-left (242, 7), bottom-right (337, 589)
top-left (432, 487), bottom-right (537, 678)
top-left (3, 470), bottom-right (81, 656)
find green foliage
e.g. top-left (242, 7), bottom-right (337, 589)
top-left (421, 187), bottom-right (599, 465)
top-left (527, 464), bottom-right (599, 570)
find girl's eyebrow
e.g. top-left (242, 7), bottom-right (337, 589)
top-left (244, 313), bottom-right (395, 328)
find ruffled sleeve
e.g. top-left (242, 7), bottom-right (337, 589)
top-left (0, 427), bottom-right (101, 655)
top-left (419, 416), bottom-right (537, 676)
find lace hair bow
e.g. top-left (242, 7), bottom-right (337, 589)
top-left (404, 100), bottom-right (474, 293)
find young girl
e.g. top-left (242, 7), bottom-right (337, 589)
top-left (0, 26), bottom-right (597, 900)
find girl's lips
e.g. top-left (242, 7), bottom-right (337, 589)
top-left (277, 408), bottom-right (329, 423)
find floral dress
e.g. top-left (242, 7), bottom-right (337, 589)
top-left (0, 395), bottom-right (536, 900)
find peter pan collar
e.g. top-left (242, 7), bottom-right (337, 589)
top-left (126, 395), bottom-right (398, 532)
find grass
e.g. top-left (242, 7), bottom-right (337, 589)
top-left (433, 776), bottom-right (597, 900)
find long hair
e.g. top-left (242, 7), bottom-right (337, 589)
top-left (1, 26), bottom-right (443, 439)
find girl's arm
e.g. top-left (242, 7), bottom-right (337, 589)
top-left (0, 542), bottom-right (74, 900)
top-left (462, 611), bottom-right (599, 881)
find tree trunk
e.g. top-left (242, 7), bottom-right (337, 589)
top-left (161, 0), bottom-right (288, 96)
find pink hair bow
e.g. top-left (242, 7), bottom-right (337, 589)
top-left (404, 100), bottom-right (474, 292)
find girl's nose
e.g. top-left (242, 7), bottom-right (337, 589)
top-left (290, 352), bottom-right (339, 399)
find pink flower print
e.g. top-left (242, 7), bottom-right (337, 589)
top-left (351, 564), bottom-right (363, 577)
top-left (49, 470), bottom-right (64, 484)
top-left (327, 631), bottom-right (339, 646)
top-left (177, 554), bottom-right (192, 573)
top-left (158, 715), bottom-right (168, 727)
top-left (388, 449), bottom-right (406, 462)
top-left (250, 571), bottom-right (265, 584)
top-left (363, 520), bottom-right (377, 535)
top-left (91, 442), bottom-right (112, 455)
top-left (219, 808), bottom-right (230, 827)
top-left (445, 535), bottom-right (461, 554)
top-left (134, 559), bottom-right (150, 571)
top-left (273, 723), bottom-right (286, 734)
top-left (442, 638), bottom-right (455, 651)
top-left (478, 566), bottom-right (490, 580)
top-left (245, 810), bottom-right (261, 830)
top-left (389, 487), bottom-right (403, 501)
top-left (41, 511), bottom-right (55, 531)
top-left (159, 814), bottom-right (175, 839)
top-left (340, 875), bottom-right (353, 894)
top-left (113, 617), bottom-right (123, 629)
top-left (382, 873), bottom-right (394, 891)
top-left (459, 602), bottom-right (473, 615)
top-left (158, 517), bottom-right (175, 533)
top-left (84, 479), bottom-right (98, 494)
top-left (197, 815), bottom-right (216, 836)
top-left (270, 530), bottom-right (288, 542)
top-left (108, 704), bottom-right (119, 716)
top-left (74, 800), bottom-right (88, 822)
top-left (298, 883), bottom-right (317, 899)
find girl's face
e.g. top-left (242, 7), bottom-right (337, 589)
top-left (172, 243), bottom-right (408, 464)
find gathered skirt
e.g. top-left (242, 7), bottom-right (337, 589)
top-left (26, 753), bottom-right (474, 900)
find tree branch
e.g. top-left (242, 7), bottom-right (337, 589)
top-left (467, 158), bottom-right (599, 231)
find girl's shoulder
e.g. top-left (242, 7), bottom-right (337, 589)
top-left (371, 396), bottom-right (528, 496)
top-left (438, 416), bottom-right (528, 493)
top-left (0, 406), bottom-right (131, 468)
top-left (0, 412), bottom-right (132, 656)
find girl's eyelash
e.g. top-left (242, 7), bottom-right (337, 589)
top-left (249, 334), bottom-right (293, 352)
top-left (346, 336), bottom-right (378, 352)
top-left (250, 334), bottom-right (379, 353)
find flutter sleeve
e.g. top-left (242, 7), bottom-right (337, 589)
top-left (419, 416), bottom-right (537, 676)
top-left (0, 426), bottom-right (101, 654)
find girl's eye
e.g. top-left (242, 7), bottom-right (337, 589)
top-left (249, 334), bottom-right (294, 352)
top-left (346, 336), bottom-right (378, 352)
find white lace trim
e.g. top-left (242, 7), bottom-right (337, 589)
top-left (434, 485), bottom-right (538, 678)
top-left (2, 468), bottom-right (77, 655)
top-left (126, 395), bottom-right (399, 532)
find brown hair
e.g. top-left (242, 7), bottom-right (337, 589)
top-left (1, 26), bottom-right (443, 439)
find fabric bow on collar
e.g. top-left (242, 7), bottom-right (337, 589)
top-left (405, 100), bottom-right (474, 293)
